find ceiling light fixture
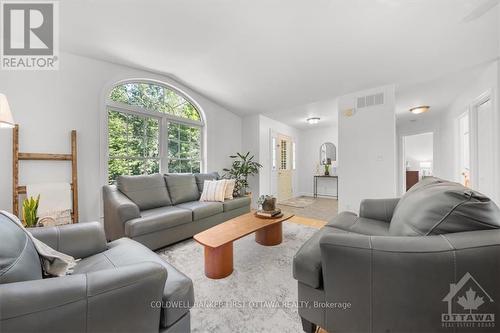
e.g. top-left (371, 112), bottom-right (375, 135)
top-left (306, 117), bottom-right (320, 124)
top-left (409, 106), bottom-right (430, 115)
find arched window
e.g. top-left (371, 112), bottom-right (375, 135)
top-left (106, 81), bottom-right (204, 183)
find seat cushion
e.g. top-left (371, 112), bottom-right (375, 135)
top-left (117, 174), bottom-right (171, 210)
top-left (164, 174), bottom-right (200, 204)
top-left (73, 237), bottom-right (194, 328)
top-left (125, 206), bottom-right (192, 238)
top-left (0, 212), bottom-right (42, 284)
top-left (194, 172), bottom-right (219, 194)
top-left (176, 201), bottom-right (223, 220)
top-left (222, 196), bottom-right (251, 212)
top-left (293, 226), bottom-right (349, 289)
top-left (326, 211), bottom-right (390, 236)
top-left (390, 179), bottom-right (500, 236)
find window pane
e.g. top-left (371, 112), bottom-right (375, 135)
top-left (168, 159), bottom-right (181, 173)
top-left (191, 161), bottom-right (201, 173)
top-left (145, 118), bottom-right (159, 157)
top-left (167, 122), bottom-right (202, 173)
top-left (109, 82), bottom-right (202, 121)
top-left (168, 140), bottom-right (179, 159)
top-left (108, 158), bottom-right (129, 183)
top-left (145, 159), bottom-right (160, 174)
top-left (108, 111), bottom-right (128, 157)
top-left (129, 159), bottom-right (144, 176)
top-left (127, 114), bottom-right (146, 158)
top-left (107, 109), bottom-right (160, 183)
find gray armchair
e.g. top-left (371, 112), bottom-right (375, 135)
top-left (294, 178), bottom-right (500, 333)
top-left (0, 213), bottom-right (193, 333)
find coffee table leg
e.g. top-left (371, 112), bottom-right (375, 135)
top-left (255, 222), bottom-right (283, 246)
top-left (204, 242), bottom-right (233, 279)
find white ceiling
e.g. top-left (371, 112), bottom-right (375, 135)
top-left (61, 0), bottom-right (499, 127)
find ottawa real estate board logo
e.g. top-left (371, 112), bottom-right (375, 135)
top-left (1, 1), bottom-right (59, 70)
top-left (441, 272), bottom-right (495, 329)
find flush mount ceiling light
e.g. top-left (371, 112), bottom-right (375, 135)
top-left (409, 106), bottom-right (430, 115)
top-left (306, 117), bottom-right (320, 124)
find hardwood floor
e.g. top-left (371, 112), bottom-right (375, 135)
top-left (287, 216), bottom-right (330, 333)
top-left (288, 215), bottom-right (327, 229)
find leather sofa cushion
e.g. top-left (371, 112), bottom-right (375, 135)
top-left (223, 196), bottom-right (251, 212)
top-left (72, 238), bottom-right (194, 328)
top-left (117, 174), bottom-right (171, 210)
top-left (293, 226), bottom-right (350, 289)
top-left (390, 179), bottom-right (500, 236)
top-left (0, 213), bottom-right (42, 284)
top-left (176, 201), bottom-right (223, 220)
top-left (194, 172), bottom-right (219, 193)
top-left (125, 206), bottom-right (192, 238)
top-left (326, 211), bottom-right (390, 236)
top-left (164, 174), bottom-right (200, 204)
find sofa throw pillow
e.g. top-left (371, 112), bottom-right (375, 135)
top-left (194, 172), bottom-right (220, 194)
top-left (389, 179), bottom-right (500, 236)
top-left (200, 180), bottom-right (228, 202)
top-left (224, 179), bottom-right (236, 200)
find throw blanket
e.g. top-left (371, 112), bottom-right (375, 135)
top-left (0, 210), bottom-right (77, 277)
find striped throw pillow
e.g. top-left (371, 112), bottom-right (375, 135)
top-left (200, 180), bottom-right (228, 202)
top-left (224, 179), bottom-right (236, 200)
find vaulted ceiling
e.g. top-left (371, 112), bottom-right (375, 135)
top-left (61, 0), bottom-right (499, 127)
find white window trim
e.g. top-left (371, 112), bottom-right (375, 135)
top-left (102, 79), bottom-right (206, 184)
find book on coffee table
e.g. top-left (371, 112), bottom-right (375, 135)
top-left (256, 209), bottom-right (281, 218)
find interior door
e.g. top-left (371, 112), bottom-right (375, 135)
top-left (277, 135), bottom-right (293, 201)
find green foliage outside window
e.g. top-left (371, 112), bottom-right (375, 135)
top-left (107, 82), bottom-right (203, 183)
top-left (109, 82), bottom-right (201, 121)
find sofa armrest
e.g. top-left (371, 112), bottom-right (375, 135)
top-left (318, 230), bottom-right (500, 333)
top-left (358, 198), bottom-right (400, 222)
top-left (0, 262), bottom-right (167, 333)
top-left (103, 185), bottom-right (141, 241)
top-left (29, 221), bottom-right (107, 259)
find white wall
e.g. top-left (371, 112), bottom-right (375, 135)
top-left (241, 114), bottom-right (261, 206)
top-left (338, 85), bottom-right (397, 213)
top-left (298, 125), bottom-right (338, 197)
top-left (0, 52), bottom-right (242, 221)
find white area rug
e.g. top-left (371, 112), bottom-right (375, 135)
top-left (157, 221), bottom-right (318, 333)
top-left (278, 197), bottom-right (315, 208)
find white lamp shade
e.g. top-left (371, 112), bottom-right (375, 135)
top-left (0, 94), bottom-right (15, 128)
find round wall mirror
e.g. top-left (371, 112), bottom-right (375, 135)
top-left (320, 142), bottom-right (336, 165)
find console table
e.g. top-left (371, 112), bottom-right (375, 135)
top-left (313, 175), bottom-right (338, 198)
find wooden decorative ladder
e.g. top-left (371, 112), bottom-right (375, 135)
top-left (12, 124), bottom-right (79, 223)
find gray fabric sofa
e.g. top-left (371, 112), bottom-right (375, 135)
top-left (0, 212), bottom-right (193, 333)
top-left (103, 173), bottom-right (251, 250)
top-left (293, 177), bottom-right (500, 333)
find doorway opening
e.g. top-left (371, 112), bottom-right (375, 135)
top-left (402, 132), bottom-right (434, 192)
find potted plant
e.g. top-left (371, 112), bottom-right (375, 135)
top-left (22, 195), bottom-right (40, 227)
top-left (223, 152), bottom-right (262, 197)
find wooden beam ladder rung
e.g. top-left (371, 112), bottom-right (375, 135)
top-left (17, 184), bottom-right (75, 195)
top-left (18, 153), bottom-right (73, 161)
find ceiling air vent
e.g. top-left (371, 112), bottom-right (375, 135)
top-left (356, 92), bottom-right (384, 109)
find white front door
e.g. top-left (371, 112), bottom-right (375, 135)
top-left (277, 135), bottom-right (293, 201)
